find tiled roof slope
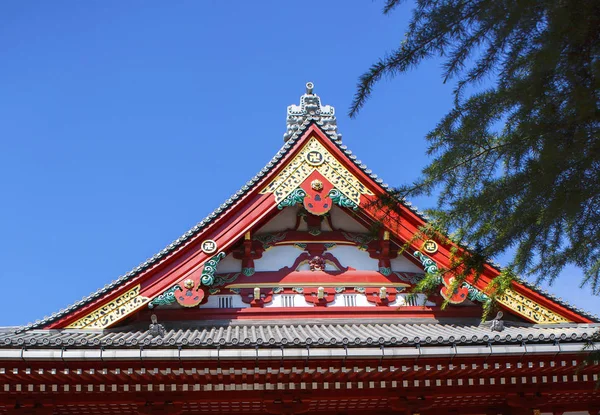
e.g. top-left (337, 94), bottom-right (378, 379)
top-left (3, 321), bottom-right (599, 349)
top-left (17, 89), bottom-right (599, 332)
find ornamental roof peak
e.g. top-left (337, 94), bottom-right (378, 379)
top-left (283, 82), bottom-right (341, 142)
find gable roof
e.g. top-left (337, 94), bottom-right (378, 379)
top-left (17, 87), bottom-right (598, 333)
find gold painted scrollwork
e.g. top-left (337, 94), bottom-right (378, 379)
top-left (261, 137), bottom-right (373, 205)
top-left (66, 285), bottom-right (149, 329)
top-left (497, 288), bottom-right (570, 324)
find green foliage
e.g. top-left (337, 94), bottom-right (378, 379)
top-left (352, 0), bottom-right (600, 294)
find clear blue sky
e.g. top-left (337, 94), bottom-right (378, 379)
top-left (0, 1), bottom-right (597, 326)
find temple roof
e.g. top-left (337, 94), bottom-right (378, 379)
top-left (15, 84), bottom-right (599, 333)
top-left (2, 320), bottom-right (599, 350)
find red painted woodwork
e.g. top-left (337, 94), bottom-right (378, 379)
top-left (278, 251), bottom-right (350, 273)
top-left (440, 274), bottom-right (470, 304)
top-left (174, 275), bottom-right (205, 308)
top-left (132, 304), bottom-right (483, 322)
top-left (217, 270), bottom-right (413, 287)
top-left (364, 287), bottom-right (398, 305)
top-left (5, 406), bottom-right (53, 415)
top-left (299, 170), bottom-right (334, 216)
top-left (389, 396), bottom-right (434, 414)
top-left (265, 396), bottom-right (309, 415)
top-left (302, 287), bottom-right (337, 306)
top-left (1, 354), bottom-right (598, 414)
top-left (137, 403), bottom-right (183, 415)
top-left (239, 288), bottom-right (273, 306)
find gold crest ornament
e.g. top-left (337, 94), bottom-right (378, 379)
top-left (422, 239), bottom-right (438, 254)
top-left (305, 150), bottom-right (324, 166)
top-left (311, 179), bottom-right (324, 191)
top-left (201, 239), bottom-right (218, 254)
top-left (261, 137), bottom-right (374, 206)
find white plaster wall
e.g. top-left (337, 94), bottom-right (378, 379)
top-left (264, 294), bottom-right (313, 308)
top-left (388, 294), bottom-right (435, 307)
top-left (220, 241), bottom-right (422, 274)
top-left (217, 253), bottom-right (243, 273)
top-left (328, 245), bottom-right (379, 271)
top-left (254, 245), bottom-right (303, 272)
top-left (257, 206), bottom-right (298, 233)
top-left (200, 295), bottom-right (249, 308)
top-left (328, 293), bottom-right (373, 307)
top-left (390, 256), bottom-right (424, 273)
top-left (330, 206), bottom-right (369, 232)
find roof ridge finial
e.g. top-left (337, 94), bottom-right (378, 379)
top-left (283, 82), bottom-right (341, 142)
top-left (306, 81), bottom-right (314, 95)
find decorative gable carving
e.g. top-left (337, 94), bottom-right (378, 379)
top-left (66, 285), bottom-right (149, 329)
top-left (260, 137), bottom-right (374, 209)
top-left (37, 87), bottom-right (592, 331)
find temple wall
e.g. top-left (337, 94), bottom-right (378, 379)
top-left (256, 206), bottom-right (298, 233)
top-left (218, 253), bottom-right (243, 273)
top-left (329, 206), bottom-right (369, 232)
top-left (390, 256), bottom-right (423, 273)
top-left (326, 245), bottom-right (379, 270)
top-left (255, 246), bottom-right (302, 271)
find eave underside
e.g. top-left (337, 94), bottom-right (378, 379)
top-left (1, 351), bottom-right (599, 414)
top-left (2, 323), bottom-right (600, 413)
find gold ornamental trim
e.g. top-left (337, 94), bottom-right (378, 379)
top-left (497, 288), bottom-right (570, 324)
top-left (260, 137), bottom-right (374, 206)
top-left (66, 285), bottom-right (150, 329)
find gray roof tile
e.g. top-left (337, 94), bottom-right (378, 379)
top-left (2, 321), bottom-right (598, 349)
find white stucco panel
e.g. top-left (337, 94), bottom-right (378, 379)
top-left (329, 206), bottom-right (369, 232)
top-left (388, 294), bottom-right (436, 307)
top-left (328, 245), bottom-right (379, 271)
top-left (390, 255), bottom-right (424, 273)
top-left (254, 245), bottom-right (304, 272)
top-left (217, 253), bottom-right (243, 273)
top-left (257, 206), bottom-right (298, 233)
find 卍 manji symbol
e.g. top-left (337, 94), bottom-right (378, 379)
top-left (422, 239), bottom-right (438, 254)
top-left (305, 150), bottom-right (324, 166)
top-left (201, 239), bottom-right (218, 254)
